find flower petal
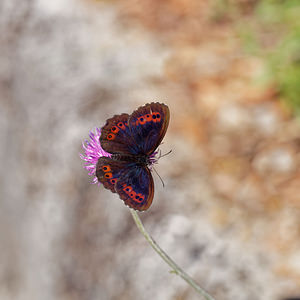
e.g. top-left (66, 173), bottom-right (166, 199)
top-left (80, 128), bottom-right (111, 184)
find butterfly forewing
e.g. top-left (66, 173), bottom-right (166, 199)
top-left (100, 113), bottom-right (139, 155)
top-left (129, 102), bottom-right (170, 155)
top-left (115, 166), bottom-right (154, 211)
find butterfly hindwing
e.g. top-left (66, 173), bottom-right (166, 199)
top-left (100, 113), bottom-right (138, 155)
top-left (129, 102), bottom-right (170, 155)
top-left (115, 166), bottom-right (154, 211)
top-left (96, 157), bottom-right (130, 193)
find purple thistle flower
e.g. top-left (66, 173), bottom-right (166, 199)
top-left (80, 128), bottom-right (111, 184)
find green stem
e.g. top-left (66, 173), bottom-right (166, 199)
top-left (130, 209), bottom-right (216, 300)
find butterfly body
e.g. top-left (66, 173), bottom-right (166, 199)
top-left (110, 153), bottom-right (150, 165)
top-left (96, 102), bottom-right (169, 211)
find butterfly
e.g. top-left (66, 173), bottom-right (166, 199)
top-left (96, 102), bottom-right (170, 211)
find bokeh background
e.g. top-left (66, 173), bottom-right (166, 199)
top-left (1, 0), bottom-right (300, 299)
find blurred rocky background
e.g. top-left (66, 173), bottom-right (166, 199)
top-left (1, 0), bottom-right (300, 299)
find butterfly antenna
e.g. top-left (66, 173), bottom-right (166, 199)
top-left (153, 166), bottom-right (165, 188)
top-left (159, 149), bottom-right (172, 159)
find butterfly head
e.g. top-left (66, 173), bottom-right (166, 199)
top-left (147, 149), bottom-right (172, 169)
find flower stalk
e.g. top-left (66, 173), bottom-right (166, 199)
top-left (81, 128), bottom-right (215, 299)
top-left (130, 209), bottom-right (216, 300)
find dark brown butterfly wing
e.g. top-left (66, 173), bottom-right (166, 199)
top-left (128, 102), bottom-right (170, 155)
top-left (96, 157), bottom-right (154, 211)
top-left (96, 157), bottom-right (130, 193)
top-left (115, 166), bottom-right (154, 211)
top-left (100, 113), bottom-right (138, 155)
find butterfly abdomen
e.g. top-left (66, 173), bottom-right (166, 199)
top-left (111, 153), bottom-right (149, 165)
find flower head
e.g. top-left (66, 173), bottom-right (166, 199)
top-left (80, 128), bottom-right (110, 184)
